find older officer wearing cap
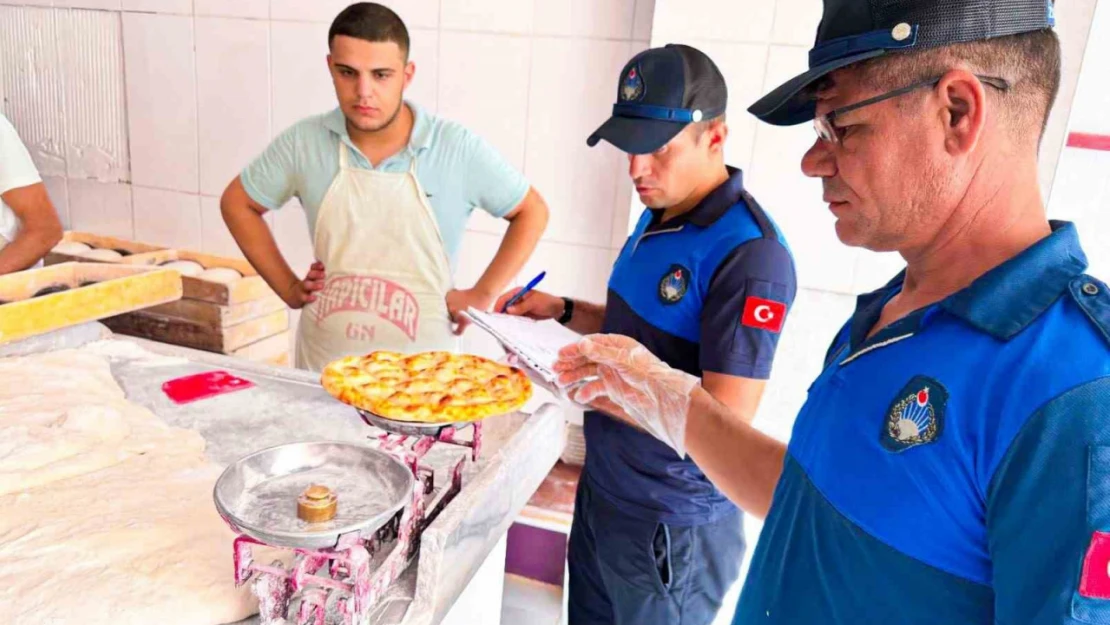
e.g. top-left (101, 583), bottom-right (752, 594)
top-left (555, 0), bottom-right (1110, 623)
top-left (495, 44), bottom-right (796, 625)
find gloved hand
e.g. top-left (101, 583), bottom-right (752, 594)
top-left (554, 334), bottom-right (699, 458)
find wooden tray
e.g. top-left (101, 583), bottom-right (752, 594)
top-left (44, 231), bottom-right (168, 265)
top-left (102, 308), bottom-right (289, 354)
top-left (123, 249), bottom-right (273, 305)
top-left (0, 262), bottom-right (182, 345)
top-left (140, 293), bottom-right (286, 329)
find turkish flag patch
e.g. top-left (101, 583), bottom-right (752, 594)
top-left (1079, 531), bottom-right (1110, 599)
top-left (741, 296), bottom-right (787, 333)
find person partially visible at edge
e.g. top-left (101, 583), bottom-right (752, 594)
top-left (0, 113), bottom-right (63, 275)
top-left (554, 0), bottom-right (1110, 623)
top-left (221, 2), bottom-right (549, 370)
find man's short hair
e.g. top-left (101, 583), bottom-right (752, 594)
top-left (854, 29), bottom-right (1061, 143)
top-left (328, 2), bottom-right (410, 59)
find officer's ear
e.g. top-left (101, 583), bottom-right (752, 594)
top-left (701, 117), bottom-right (728, 154)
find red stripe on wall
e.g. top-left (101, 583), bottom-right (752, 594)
top-left (1067, 132), bottom-right (1110, 152)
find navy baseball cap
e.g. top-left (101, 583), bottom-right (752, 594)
top-left (587, 44), bottom-right (727, 155)
top-left (749, 0), bottom-right (1056, 126)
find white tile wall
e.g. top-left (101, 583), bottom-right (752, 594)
top-left (67, 178), bottom-right (132, 238)
top-left (132, 185), bottom-right (201, 248)
top-left (271, 0), bottom-right (439, 29)
top-left (770, 0), bottom-right (820, 46)
top-left (683, 40), bottom-right (769, 172)
top-left (122, 0), bottom-right (192, 15)
top-left (269, 20), bottom-right (333, 134)
top-left (42, 176), bottom-right (70, 229)
top-left (440, 0), bottom-right (533, 34)
top-left (631, 0), bottom-right (654, 41)
top-left (270, 200), bottom-right (315, 276)
top-left (438, 32), bottom-right (532, 170)
top-left (195, 16), bottom-right (271, 196)
top-left (195, 0), bottom-right (266, 19)
top-left (524, 37), bottom-right (631, 248)
top-left (406, 28), bottom-right (439, 112)
top-left (652, 0), bottom-right (775, 45)
top-left (533, 0), bottom-right (636, 39)
top-left (122, 11), bottom-right (199, 192)
top-left (199, 195), bottom-right (244, 258)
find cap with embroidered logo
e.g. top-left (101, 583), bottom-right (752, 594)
top-left (587, 44), bottom-right (727, 155)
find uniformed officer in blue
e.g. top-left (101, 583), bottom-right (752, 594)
top-left (554, 0), bottom-right (1110, 623)
top-left (494, 45), bottom-right (797, 625)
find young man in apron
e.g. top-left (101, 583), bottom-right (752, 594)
top-left (0, 113), bottom-right (63, 274)
top-left (496, 45), bottom-right (796, 625)
top-left (221, 2), bottom-right (549, 371)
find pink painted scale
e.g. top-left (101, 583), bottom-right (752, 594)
top-left (226, 423), bottom-right (481, 625)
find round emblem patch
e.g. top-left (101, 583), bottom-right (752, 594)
top-left (880, 375), bottom-right (948, 452)
top-left (620, 65), bottom-right (645, 101)
top-left (658, 264), bottom-right (690, 304)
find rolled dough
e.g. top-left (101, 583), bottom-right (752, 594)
top-left (0, 350), bottom-right (262, 624)
top-left (51, 241), bottom-right (92, 255)
top-left (159, 260), bottom-right (206, 277)
top-left (81, 248), bottom-right (124, 261)
top-left (198, 267), bottom-right (243, 284)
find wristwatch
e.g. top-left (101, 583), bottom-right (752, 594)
top-left (557, 297), bottom-right (575, 325)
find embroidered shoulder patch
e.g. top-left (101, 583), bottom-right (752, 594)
top-left (880, 375), bottom-right (948, 452)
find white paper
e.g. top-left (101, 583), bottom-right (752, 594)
top-left (462, 308), bottom-right (582, 384)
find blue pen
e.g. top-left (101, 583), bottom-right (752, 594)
top-left (501, 271), bottom-right (546, 313)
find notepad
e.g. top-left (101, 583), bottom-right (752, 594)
top-left (463, 308), bottom-right (583, 384)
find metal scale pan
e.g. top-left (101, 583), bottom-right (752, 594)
top-left (213, 441), bottom-right (415, 549)
top-left (356, 408), bottom-right (477, 437)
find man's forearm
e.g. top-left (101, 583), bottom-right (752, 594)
top-left (685, 387), bottom-right (786, 518)
top-left (472, 190), bottom-right (547, 299)
top-left (0, 228), bottom-right (62, 274)
top-left (221, 192), bottom-right (299, 305)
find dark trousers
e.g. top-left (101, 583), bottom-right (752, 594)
top-left (567, 478), bottom-right (745, 625)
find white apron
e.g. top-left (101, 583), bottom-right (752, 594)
top-left (294, 142), bottom-right (458, 371)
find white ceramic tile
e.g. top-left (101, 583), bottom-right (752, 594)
top-left (271, 199), bottom-right (316, 275)
top-left (685, 40), bottom-right (768, 172)
top-left (198, 195), bottom-right (245, 257)
top-left (132, 186), bottom-right (201, 248)
top-left (58, 0), bottom-right (122, 10)
top-left (196, 16), bottom-right (271, 197)
top-left (270, 20), bottom-right (334, 134)
top-left (651, 0), bottom-right (775, 45)
top-left (524, 38), bottom-right (630, 248)
top-left (438, 32), bottom-right (531, 170)
top-left (632, 0), bottom-right (654, 41)
top-left (440, 0), bottom-right (533, 34)
top-left (66, 179), bottom-right (133, 238)
top-left (454, 230), bottom-right (502, 289)
top-left (2, 0), bottom-right (52, 6)
top-left (770, 0), bottom-right (820, 46)
top-left (195, 0), bottom-right (267, 18)
top-left (271, 0), bottom-right (439, 29)
top-left (0, 6), bottom-right (67, 177)
top-left (519, 240), bottom-right (613, 303)
top-left (42, 176), bottom-right (69, 230)
top-left (1081, 189), bottom-right (1110, 278)
top-left (122, 12), bottom-right (199, 192)
top-left (123, 0), bottom-right (192, 14)
top-left (406, 28), bottom-right (438, 112)
top-left (610, 177), bottom-right (635, 249)
top-left (852, 249), bottom-right (905, 294)
top-left (1047, 147), bottom-right (1110, 223)
top-left (57, 9), bottom-right (129, 182)
top-left (534, 0), bottom-right (635, 39)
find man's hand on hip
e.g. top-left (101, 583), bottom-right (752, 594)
top-left (446, 287), bottom-right (496, 335)
top-left (283, 261), bottom-right (326, 309)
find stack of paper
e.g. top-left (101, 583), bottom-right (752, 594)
top-left (463, 308), bottom-right (582, 384)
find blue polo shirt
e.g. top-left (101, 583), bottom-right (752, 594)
top-left (240, 102), bottom-right (529, 267)
top-left (734, 221), bottom-right (1110, 624)
top-left (585, 167), bottom-right (797, 526)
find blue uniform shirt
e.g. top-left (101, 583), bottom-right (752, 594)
top-left (585, 167), bottom-right (797, 526)
top-left (734, 221), bottom-right (1110, 624)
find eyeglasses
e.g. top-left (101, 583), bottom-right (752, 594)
top-left (813, 74), bottom-right (1011, 145)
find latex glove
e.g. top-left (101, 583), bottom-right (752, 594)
top-left (554, 334), bottom-right (699, 458)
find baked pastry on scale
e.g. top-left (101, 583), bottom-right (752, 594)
top-left (321, 351), bottom-right (532, 423)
